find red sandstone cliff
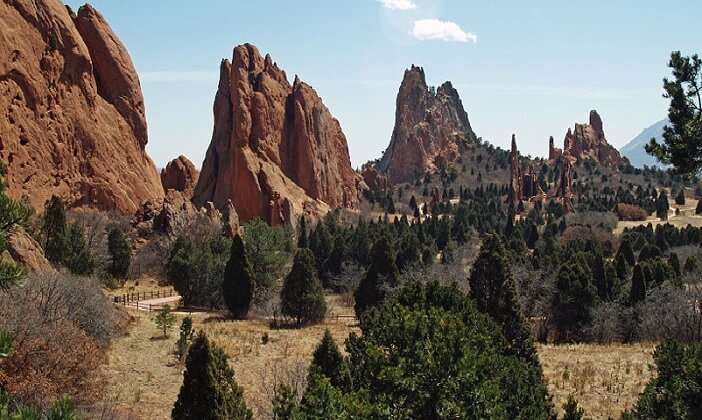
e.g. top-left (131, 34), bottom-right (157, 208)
top-left (0, 1), bottom-right (163, 213)
top-left (377, 65), bottom-right (477, 184)
top-left (193, 44), bottom-right (360, 224)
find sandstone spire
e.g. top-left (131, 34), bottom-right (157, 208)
top-left (377, 65), bottom-right (477, 184)
top-left (193, 43), bottom-right (360, 224)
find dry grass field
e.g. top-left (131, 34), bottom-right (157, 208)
top-left (103, 295), bottom-right (359, 419)
top-left (538, 343), bottom-right (655, 419)
top-left (103, 292), bottom-right (656, 419)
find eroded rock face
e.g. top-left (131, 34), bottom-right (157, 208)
top-left (561, 110), bottom-right (624, 167)
top-left (193, 43), bottom-right (358, 224)
top-left (0, 1), bottom-right (163, 213)
top-left (377, 65), bottom-right (477, 184)
top-left (161, 155), bottom-right (199, 196)
top-left (6, 226), bottom-right (53, 273)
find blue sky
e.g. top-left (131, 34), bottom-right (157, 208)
top-left (65, 0), bottom-right (701, 169)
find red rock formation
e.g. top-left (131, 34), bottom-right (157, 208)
top-left (161, 155), bottom-right (199, 196)
top-left (0, 1), bottom-right (163, 213)
top-left (561, 110), bottom-right (624, 167)
top-left (548, 136), bottom-right (562, 161)
top-left (6, 226), bottom-right (54, 273)
top-left (361, 164), bottom-right (390, 191)
top-left (193, 44), bottom-right (359, 224)
top-left (378, 65), bottom-right (477, 184)
top-left (508, 134), bottom-right (522, 208)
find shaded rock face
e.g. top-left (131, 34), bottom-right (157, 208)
top-left (508, 134), bottom-right (539, 208)
top-left (161, 155), bottom-right (199, 196)
top-left (0, 1), bottom-right (163, 213)
top-left (6, 226), bottom-right (53, 273)
top-left (561, 110), bottom-right (624, 167)
top-left (377, 65), bottom-right (477, 184)
top-left (193, 43), bottom-right (358, 224)
top-left (361, 164), bottom-right (389, 191)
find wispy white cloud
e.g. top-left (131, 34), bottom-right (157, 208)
top-left (378, 0), bottom-right (417, 11)
top-left (139, 71), bottom-right (219, 83)
top-left (411, 19), bottom-right (477, 43)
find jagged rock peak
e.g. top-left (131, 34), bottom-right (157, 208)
top-left (0, 0), bottom-right (163, 213)
top-left (377, 65), bottom-right (477, 184)
top-left (193, 43), bottom-right (360, 225)
top-left (561, 110), bottom-right (624, 167)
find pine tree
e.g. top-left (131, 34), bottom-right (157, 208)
top-left (675, 189), bottom-right (686, 205)
top-left (172, 332), bottom-right (252, 420)
top-left (222, 235), bottom-right (254, 319)
top-left (618, 239), bottom-right (636, 266)
top-left (696, 199), bottom-right (702, 215)
top-left (562, 395), bottom-right (585, 420)
top-left (669, 252), bottom-right (681, 276)
top-left (354, 236), bottom-right (398, 317)
top-left (656, 190), bottom-right (669, 220)
top-left (684, 255), bottom-right (698, 273)
top-left (469, 235), bottom-right (539, 364)
top-left (281, 249), bottom-right (326, 326)
top-left (63, 222), bottom-right (94, 275)
top-left (0, 162), bottom-right (32, 290)
top-left (42, 195), bottom-right (67, 264)
top-left (107, 226), bottom-right (131, 279)
top-left (310, 329), bottom-right (351, 390)
top-left (154, 304), bottom-right (176, 337)
top-left (297, 215), bottom-right (309, 249)
top-left (631, 264), bottom-right (647, 305)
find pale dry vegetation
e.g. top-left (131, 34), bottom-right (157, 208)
top-left (538, 343), bottom-right (655, 419)
top-left (103, 294), bottom-right (358, 420)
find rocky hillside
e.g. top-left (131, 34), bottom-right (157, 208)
top-left (620, 119), bottom-right (668, 169)
top-left (377, 65), bottom-right (477, 184)
top-left (0, 1), bottom-right (163, 213)
top-left (193, 43), bottom-right (361, 225)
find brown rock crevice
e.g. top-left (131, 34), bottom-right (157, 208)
top-left (193, 43), bottom-right (359, 224)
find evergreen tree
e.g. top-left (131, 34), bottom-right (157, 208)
top-left (63, 222), bottom-right (94, 275)
top-left (0, 162), bottom-right (32, 290)
top-left (107, 226), bottom-right (131, 279)
top-left (354, 236), bottom-right (398, 317)
top-left (154, 304), bottom-right (176, 337)
top-left (469, 235), bottom-right (539, 364)
top-left (618, 239), bottom-right (636, 266)
top-left (281, 249), bottom-right (326, 326)
top-left (562, 395), bottom-right (585, 420)
top-left (222, 235), bottom-right (254, 319)
top-left (172, 332), bottom-right (252, 420)
top-left (310, 329), bottom-right (351, 390)
top-left (696, 199), bottom-right (702, 215)
top-left (631, 264), bottom-right (647, 305)
top-left (656, 190), bottom-right (669, 220)
top-left (645, 52), bottom-right (702, 174)
top-left (675, 188), bottom-right (686, 205)
top-left (669, 252), bottom-right (682, 276)
top-left (684, 255), bottom-right (698, 273)
top-left (42, 195), bottom-right (67, 264)
top-left (551, 262), bottom-right (598, 342)
top-left (297, 215), bottom-right (308, 249)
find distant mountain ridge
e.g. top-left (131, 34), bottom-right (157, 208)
top-left (620, 119), bottom-right (669, 168)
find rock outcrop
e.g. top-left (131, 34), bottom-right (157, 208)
top-left (161, 155), bottom-right (199, 196)
top-left (0, 1), bottom-right (163, 213)
top-left (361, 164), bottom-right (389, 192)
top-left (561, 110), bottom-right (625, 167)
top-left (377, 65), bottom-right (477, 184)
top-left (193, 43), bottom-right (360, 224)
top-left (6, 226), bottom-right (53, 273)
top-left (508, 134), bottom-right (540, 209)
